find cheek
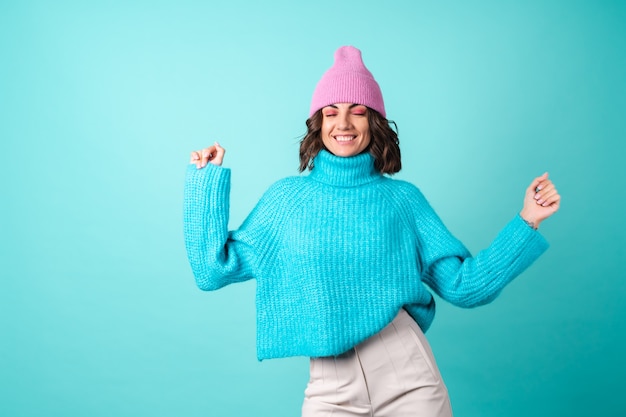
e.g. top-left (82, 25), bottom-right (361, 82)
top-left (319, 127), bottom-right (332, 148)
top-left (361, 125), bottom-right (371, 142)
top-left (321, 121), bottom-right (334, 141)
top-left (320, 127), bottom-right (329, 143)
top-left (357, 119), bottom-right (370, 137)
top-left (320, 120), bottom-right (329, 135)
top-left (363, 132), bottom-right (372, 148)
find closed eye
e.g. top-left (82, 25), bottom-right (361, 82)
top-left (351, 105), bottom-right (367, 115)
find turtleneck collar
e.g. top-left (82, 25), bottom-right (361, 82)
top-left (307, 150), bottom-right (382, 187)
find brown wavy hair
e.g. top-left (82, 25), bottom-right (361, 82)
top-left (298, 107), bottom-right (401, 174)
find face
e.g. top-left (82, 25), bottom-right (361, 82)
top-left (320, 103), bottom-right (371, 157)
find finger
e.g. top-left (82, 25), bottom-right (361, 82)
top-left (190, 151), bottom-right (206, 169)
top-left (536, 188), bottom-right (558, 205)
top-left (527, 172), bottom-right (549, 196)
top-left (540, 191), bottom-right (560, 207)
top-left (201, 146), bottom-right (216, 167)
top-left (551, 196), bottom-right (561, 212)
top-left (209, 142), bottom-right (226, 166)
top-left (534, 181), bottom-right (554, 201)
top-left (540, 198), bottom-right (560, 213)
top-left (536, 179), bottom-right (553, 191)
top-left (535, 172), bottom-right (549, 192)
top-left (207, 143), bottom-right (219, 161)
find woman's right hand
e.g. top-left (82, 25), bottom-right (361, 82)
top-left (190, 142), bottom-right (225, 168)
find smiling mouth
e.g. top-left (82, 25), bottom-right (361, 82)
top-left (333, 135), bottom-right (356, 142)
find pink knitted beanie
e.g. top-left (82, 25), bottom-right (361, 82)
top-left (309, 46), bottom-right (385, 118)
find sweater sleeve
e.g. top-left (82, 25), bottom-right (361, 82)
top-left (409, 186), bottom-right (549, 308)
top-left (183, 164), bottom-right (257, 291)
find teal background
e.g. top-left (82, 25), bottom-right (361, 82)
top-left (1, 0), bottom-right (625, 416)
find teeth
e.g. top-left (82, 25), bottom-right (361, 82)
top-left (335, 136), bottom-right (356, 142)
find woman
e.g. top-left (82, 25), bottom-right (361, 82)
top-left (184, 46), bottom-right (560, 416)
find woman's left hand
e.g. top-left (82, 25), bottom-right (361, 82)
top-left (190, 142), bottom-right (225, 169)
top-left (519, 172), bottom-right (561, 229)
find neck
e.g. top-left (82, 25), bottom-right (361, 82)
top-left (308, 150), bottom-right (381, 187)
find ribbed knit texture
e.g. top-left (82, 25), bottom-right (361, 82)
top-left (310, 46), bottom-right (386, 117)
top-left (184, 150), bottom-right (549, 360)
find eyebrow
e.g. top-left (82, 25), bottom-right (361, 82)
top-left (326, 104), bottom-right (366, 109)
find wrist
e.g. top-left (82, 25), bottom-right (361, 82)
top-left (519, 211), bottom-right (540, 230)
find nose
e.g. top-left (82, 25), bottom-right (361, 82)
top-left (337, 112), bottom-right (352, 130)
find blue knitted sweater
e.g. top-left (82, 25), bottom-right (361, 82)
top-left (184, 150), bottom-right (549, 360)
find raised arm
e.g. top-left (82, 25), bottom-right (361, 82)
top-left (184, 142), bottom-right (255, 290)
top-left (416, 174), bottom-right (560, 308)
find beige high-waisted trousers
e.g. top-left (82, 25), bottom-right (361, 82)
top-left (301, 309), bottom-right (453, 417)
